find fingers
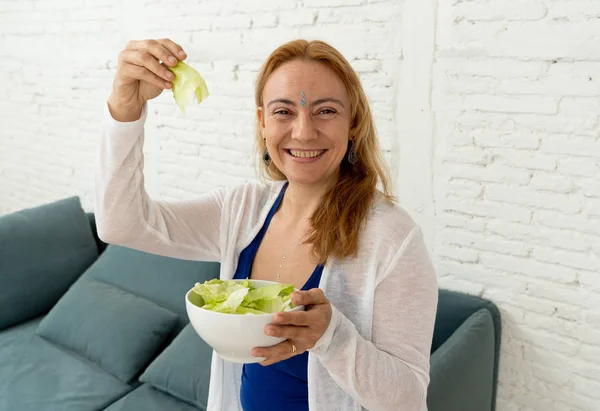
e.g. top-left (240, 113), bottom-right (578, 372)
top-left (265, 324), bottom-right (307, 340)
top-left (157, 38), bottom-right (187, 61)
top-left (253, 340), bottom-right (301, 366)
top-left (126, 39), bottom-right (180, 67)
top-left (291, 289), bottom-right (329, 307)
top-left (273, 310), bottom-right (311, 326)
top-left (119, 49), bottom-right (174, 83)
top-left (119, 61), bottom-right (172, 90)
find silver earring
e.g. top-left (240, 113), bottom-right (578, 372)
top-left (348, 140), bottom-right (358, 164)
top-left (263, 147), bottom-right (272, 166)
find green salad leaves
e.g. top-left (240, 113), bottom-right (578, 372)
top-left (167, 61), bottom-right (209, 113)
top-left (189, 279), bottom-right (296, 315)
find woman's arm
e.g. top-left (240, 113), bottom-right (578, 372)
top-left (310, 226), bottom-right (438, 411)
top-left (94, 102), bottom-right (225, 262)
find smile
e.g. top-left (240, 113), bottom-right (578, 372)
top-left (287, 149), bottom-right (326, 159)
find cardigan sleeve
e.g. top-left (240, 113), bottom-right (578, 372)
top-left (310, 226), bottom-right (438, 411)
top-left (94, 102), bottom-right (225, 262)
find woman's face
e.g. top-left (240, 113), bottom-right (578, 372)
top-left (257, 59), bottom-right (353, 188)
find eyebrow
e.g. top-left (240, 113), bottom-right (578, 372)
top-left (266, 97), bottom-right (345, 108)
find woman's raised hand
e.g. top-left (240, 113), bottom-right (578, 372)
top-left (107, 38), bottom-right (187, 122)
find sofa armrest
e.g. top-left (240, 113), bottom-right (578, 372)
top-left (427, 308), bottom-right (497, 411)
top-left (0, 197), bottom-right (99, 331)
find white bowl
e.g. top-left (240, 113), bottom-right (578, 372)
top-left (185, 279), bottom-right (305, 363)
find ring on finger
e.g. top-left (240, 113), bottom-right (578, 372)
top-left (290, 341), bottom-right (297, 357)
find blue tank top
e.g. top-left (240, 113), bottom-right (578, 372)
top-left (232, 182), bottom-right (324, 411)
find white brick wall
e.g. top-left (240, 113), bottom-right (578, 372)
top-left (1, 1), bottom-right (599, 410)
top-left (434, 1), bottom-right (600, 410)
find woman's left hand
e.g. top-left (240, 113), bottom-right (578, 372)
top-left (252, 288), bottom-right (332, 366)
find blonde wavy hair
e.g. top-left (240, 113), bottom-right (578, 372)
top-left (254, 39), bottom-right (394, 263)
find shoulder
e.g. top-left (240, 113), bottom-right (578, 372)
top-left (222, 179), bottom-right (286, 210)
top-left (364, 195), bottom-right (420, 244)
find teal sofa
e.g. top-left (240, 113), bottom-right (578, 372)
top-left (0, 197), bottom-right (500, 411)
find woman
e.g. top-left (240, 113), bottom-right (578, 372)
top-left (95, 38), bottom-right (438, 411)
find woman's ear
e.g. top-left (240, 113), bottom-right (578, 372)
top-left (256, 107), bottom-right (266, 134)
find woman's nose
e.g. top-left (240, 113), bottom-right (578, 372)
top-left (291, 113), bottom-right (317, 142)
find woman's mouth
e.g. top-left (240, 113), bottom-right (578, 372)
top-left (286, 149), bottom-right (327, 160)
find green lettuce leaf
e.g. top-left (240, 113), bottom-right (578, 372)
top-left (189, 279), bottom-right (296, 315)
top-left (167, 61), bottom-right (209, 113)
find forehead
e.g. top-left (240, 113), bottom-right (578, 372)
top-left (263, 59), bottom-right (348, 101)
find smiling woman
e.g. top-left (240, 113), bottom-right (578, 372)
top-left (96, 38), bottom-right (438, 411)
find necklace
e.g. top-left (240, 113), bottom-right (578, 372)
top-left (277, 256), bottom-right (286, 278)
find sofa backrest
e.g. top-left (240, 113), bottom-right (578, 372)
top-left (86, 214), bottom-right (500, 354)
top-left (82, 213), bottom-right (220, 333)
top-left (0, 198), bottom-right (99, 331)
top-left (431, 289), bottom-right (501, 354)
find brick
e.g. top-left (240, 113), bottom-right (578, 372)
top-left (232, 0), bottom-right (298, 12)
top-left (489, 148), bottom-right (557, 171)
top-left (442, 227), bottom-right (530, 256)
top-left (557, 157), bottom-right (600, 178)
top-left (453, 0), bottom-right (547, 22)
top-left (480, 252), bottom-right (578, 283)
top-left (572, 375), bottom-right (600, 399)
top-left (438, 244), bottom-right (479, 263)
top-left (526, 279), bottom-right (591, 307)
top-left (514, 111), bottom-right (599, 136)
top-left (533, 247), bottom-right (600, 271)
top-left (452, 22), bottom-right (600, 60)
top-left (438, 260), bottom-right (528, 294)
top-left (446, 179), bottom-right (484, 199)
top-left (583, 199), bottom-right (600, 217)
top-left (486, 185), bottom-right (581, 214)
top-left (530, 172), bottom-right (574, 194)
top-left (579, 271), bottom-right (600, 292)
top-left (489, 218), bottom-right (592, 252)
top-left (464, 95), bottom-right (559, 115)
top-left (473, 130), bottom-right (541, 150)
top-left (304, 0), bottom-right (362, 6)
top-left (441, 58), bottom-right (546, 78)
top-left (67, 7), bottom-right (115, 20)
top-left (278, 9), bottom-right (317, 26)
top-left (213, 14), bottom-right (253, 30)
top-left (439, 212), bottom-right (487, 232)
top-left (447, 164), bottom-right (532, 185)
top-left (351, 59), bottom-right (382, 74)
top-left (575, 178), bottom-right (600, 198)
top-left (444, 146), bottom-right (489, 166)
top-left (549, 0), bottom-right (600, 21)
top-left (444, 196), bottom-right (532, 223)
top-left (252, 14), bottom-right (278, 28)
top-left (541, 135), bottom-right (600, 159)
top-left (0, 1), bottom-right (34, 11)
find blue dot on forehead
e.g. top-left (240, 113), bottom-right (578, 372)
top-left (301, 91), bottom-right (306, 107)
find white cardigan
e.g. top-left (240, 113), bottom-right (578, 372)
top-left (95, 103), bottom-right (439, 411)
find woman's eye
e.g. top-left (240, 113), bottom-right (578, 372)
top-left (274, 109), bottom-right (290, 116)
top-left (319, 109), bottom-right (336, 115)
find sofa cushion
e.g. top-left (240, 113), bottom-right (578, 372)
top-left (140, 324), bottom-right (211, 410)
top-left (0, 333), bottom-right (130, 411)
top-left (0, 196), bottom-right (98, 330)
top-left (36, 279), bottom-right (178, 383)
top-left (78, 244), bottom-right (220, 332)
top-left (104, 384), bottom-right (200, 411)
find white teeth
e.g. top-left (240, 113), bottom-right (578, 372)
top-left (289, 150), bottom-right (324, 158)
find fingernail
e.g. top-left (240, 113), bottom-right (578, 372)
top-left (168, 56), bottom-right (177, 65)
top-left (164, 82), bottom-right (172, 88)
top-left (178, 50), bottom-right (186, 58)
top-left (165, 71), bottom-right (173, 79)
top-left (266, 328), bottom-right (274, 336)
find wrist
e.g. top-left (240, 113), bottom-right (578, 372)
top-left (107, 95), bottom-right (144, 122)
